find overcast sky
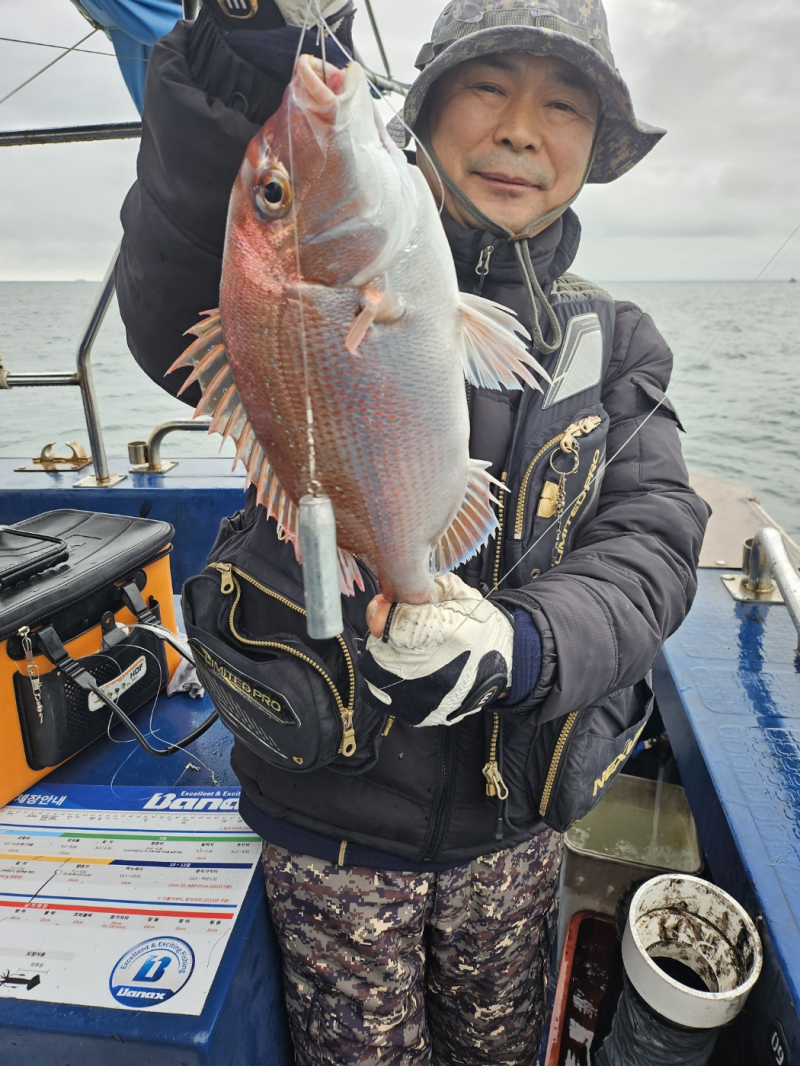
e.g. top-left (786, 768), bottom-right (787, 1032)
top-left (1, 0), bottom-right (799, 280)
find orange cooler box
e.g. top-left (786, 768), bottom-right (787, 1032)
top-left (0, 510), bottom-right (179, 806)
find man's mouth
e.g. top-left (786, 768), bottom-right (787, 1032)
top-left (475, 172), bottom-right (537, 189)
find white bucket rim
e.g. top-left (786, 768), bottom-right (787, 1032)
top-left (623, 873), bottom-right (763, 1028)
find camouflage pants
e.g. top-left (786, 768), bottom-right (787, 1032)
top-left (261, 830), bottom-right (562, 1066)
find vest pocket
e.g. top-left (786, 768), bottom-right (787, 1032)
top-left (182, 563), bottom-right (387, 774)
top-left (529, 677), bottom-right (653, 832)
top-left (492, 677), bottom-right (653, 834)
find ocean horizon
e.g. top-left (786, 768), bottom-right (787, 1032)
top-left (1, 279), bottom-right (798, 540)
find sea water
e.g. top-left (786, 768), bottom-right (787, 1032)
top-left (0, 280), bottom-right (798, 540)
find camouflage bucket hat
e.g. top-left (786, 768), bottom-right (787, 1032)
top-left (390, 0), bottom-right (665, 183)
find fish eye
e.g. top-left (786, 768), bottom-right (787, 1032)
top-left (253, 168), bottom-right (292, 219)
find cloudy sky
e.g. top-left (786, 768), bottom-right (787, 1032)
top-left (1, 0), bottom-right (799, 281)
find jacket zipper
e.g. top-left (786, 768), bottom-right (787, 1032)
top-left (513, 416), bottom-right (602, 539)
top-left (474, 244), bottom-right (496, 295)
top-left (491, 471), bottom-right (508, 588)
top-left (539, 710), bottom-right (579, 816)
top-left (208, 562), bottom-right (357, 757)
top-left (421, 727), bottom-right (458, 862)
top-left (482, 712), bottom-right (509, 801)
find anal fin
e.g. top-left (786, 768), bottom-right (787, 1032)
top-left (431, 459), bottom-right (505, 574)
top-left (458, 292), bottom-right (550, 392)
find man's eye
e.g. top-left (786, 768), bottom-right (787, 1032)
top-left (475, 84), bottom-right (503, 95)
top-left (550, 101), bottom-right (577, 113)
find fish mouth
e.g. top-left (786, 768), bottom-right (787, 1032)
top-left (293, 53), bottom-right (360, 116)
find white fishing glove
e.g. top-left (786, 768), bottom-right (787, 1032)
top-left (360, 573), bottom-right (513, 728)
top-left (274, 0), bottom-right (349, 26)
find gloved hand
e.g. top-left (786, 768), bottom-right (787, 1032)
top-left (360, 573), bottom-right (513, 728)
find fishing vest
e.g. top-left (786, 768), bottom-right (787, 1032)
top-left (487, 272), bottom-right (618, 594)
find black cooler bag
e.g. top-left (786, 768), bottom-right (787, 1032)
top-left (0, 510), bottom-right (177, 803)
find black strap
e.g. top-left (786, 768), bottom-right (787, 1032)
top-left (120, 580), bottom-right (160, 627)
top-left (34, 623), bottom-right (217, 759)
top-left (381, 602), bottom-right (399, 643)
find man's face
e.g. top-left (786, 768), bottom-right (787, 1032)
top-left (419, 53), bottom-right (600, 235)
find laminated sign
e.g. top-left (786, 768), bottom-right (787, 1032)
top-left (0, 784), bottom-right (261, 1014)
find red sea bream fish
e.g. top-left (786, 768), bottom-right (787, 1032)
top-left (171, 54), bottom-right (547, 604)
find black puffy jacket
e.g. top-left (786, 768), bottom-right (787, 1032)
top-left (117, 15), bottom-right (710, 865)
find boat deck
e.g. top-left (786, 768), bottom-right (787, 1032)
top-left (657, 553), bottom-right (800, 1062)
top-left (0, 592), bottom-right (292, 1065)
top-left (1, 461), bottom-right (799, 1063)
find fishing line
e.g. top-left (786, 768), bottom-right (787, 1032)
top-left (0, 36), bottom-right (147, 62)
top-left (363, 0), bottom-right (392, 79)
top-left (286, 0), bottom-right (321, 495)
top-left (0, 29), bottom-right (97, 107)
top-left (483, 217), bottom-right (800, 590)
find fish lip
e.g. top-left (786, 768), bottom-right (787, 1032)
top-left (292, 53), bottom-right (360, 116)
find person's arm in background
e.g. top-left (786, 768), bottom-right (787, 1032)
top-left (115, 1), bottom-right (353, 404)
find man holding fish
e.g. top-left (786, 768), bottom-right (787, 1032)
top-left (117, 0), bottom-right (709, 1062)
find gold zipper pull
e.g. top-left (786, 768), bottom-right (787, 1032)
top-left (482, 761), bottom-right (509, 800)
top-left (18, 626), bottom-right (44, 725)
top-left (210, 563), bottom-right (235, 594)
top-left (560, 415), bottom-right (602, 454)
top-left (339, 709), bottom-right (357, 758)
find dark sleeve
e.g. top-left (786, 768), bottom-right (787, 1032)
top-left (115, 14), bottom-right (286, 404)
top-left (498, 301), bottom-right (711, 723)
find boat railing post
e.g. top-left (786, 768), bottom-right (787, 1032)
top-left (744, 527), bottom-right (800, 653)
top-left (73, 249), bottom-right (125, 487)
top-left (1, 247), bottom-right (125, 485)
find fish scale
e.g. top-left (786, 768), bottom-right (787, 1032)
top-left (170, 53), bottom-right (549, 604)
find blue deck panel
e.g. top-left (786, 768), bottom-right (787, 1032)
top-left (0, 457), bottom-right (247, 588)
top-left (656, 568), bottom-right (800, 1065)
top-left (0, 595), bottom-right (293, 1066)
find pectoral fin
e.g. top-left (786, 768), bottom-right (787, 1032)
top-left (458, 292), bottom-right (550, 392)
top-left (345, 280), bottom-right (404, 354)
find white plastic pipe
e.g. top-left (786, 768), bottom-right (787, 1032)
top-left (622, 874), bottom-right (762, 1029)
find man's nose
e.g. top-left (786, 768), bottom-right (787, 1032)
top-left (494, 101), bottom-right (542, 152)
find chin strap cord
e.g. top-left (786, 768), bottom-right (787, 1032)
top-left (417, 122), bottom-right (602, 356)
